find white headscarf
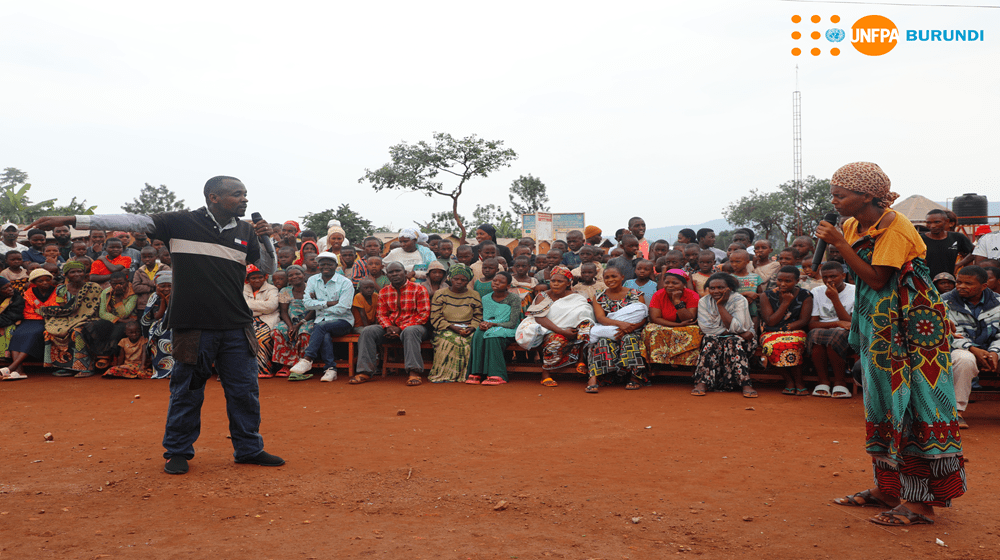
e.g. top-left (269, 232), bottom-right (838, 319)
top-left (399, 227), bottom-right (420, 240)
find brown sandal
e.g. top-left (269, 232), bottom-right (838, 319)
top-left (870, 505), bottom-right (934, 526)
top-left (406, 376), bottom-right (422, 386)
top-left (348, 374), bottom-right (371, 385)
top-left (832, 489), bottom-right (894, 509)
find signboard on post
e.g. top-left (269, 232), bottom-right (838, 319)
top-left (521, 212), bottom-right (585, 242)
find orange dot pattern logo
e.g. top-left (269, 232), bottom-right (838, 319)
top-left (791, 15), bottom-right (843, 56)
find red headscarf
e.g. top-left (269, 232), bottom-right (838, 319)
top-left (294, 241), bottom-right (320, 266)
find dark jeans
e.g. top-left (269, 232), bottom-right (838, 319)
top-left (162, 328), bottom-right (264, 461)
top-left (303, 319), bottom-right (353, 365)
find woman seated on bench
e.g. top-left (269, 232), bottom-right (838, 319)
top-left (271, 265), bottom-right (315, 378)
top-left (515, 265), bottom-right (595, 387)
top-left (641, 268), bottom-right (702, 368)
top-left (692, 273), bottom-right (758, 398)
top-left (427, 264), bottom-right (482, 383)
top-left (467, 271), bottom-right (523, 386)
top-left (759, 266), bottom-right (813, 396)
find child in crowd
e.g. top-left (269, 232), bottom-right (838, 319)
top-left (351, 278), bottom-right (379, 334)
top-left (365, 256), bottom-right (390, 289)
top-left (624, 259), bottom-right (658, 306)
top-left (20, 229), bottom-right (48, 268)
top-left (572, 262), bottom-right (606, 302)
top-left (752, 240), bottom-right (778, 286)
top-left (475, 258), bottom-right (499, 297)
top-left (650, 240), bottom-right (669, 263)
top-left (471, 242), bottom-right (507, 281)
top-left (607, 234), bottom-right (640, 280)
top-left (455, 244), bottom-right (475, 267)
top-left (301, 254), bottom-right (319, 279)
top-left (423, 261), bottom-right (447, 298)
top-left (43, 241), bottom-right (65, 266)
top-left (561, 230), bottom-right (585, 269)
top-left (337, 246), bottom-right (368, 288)
top-left (363, 237), bottom-right (384, 259)
top-left (510, 256), bottom-right (538, 297)
top-left (277, 246), bottom-right (296, 271)
top-left (808, 261), bottom-right (856, 398)
top-left (608, 247), bottom-right (624, 259)
top-left (157, 247), bottom-right (171, 267)
top-left (512, 245), bottom-right (535, 274)
top-left (271, 270), bottom-right (288, 291)
top-left (662, 250), bottom-right (685, 272)
top-left (102, 321), bottom-right (152, 379)
top-left (728, 249), bottom-right (762, 327)
top-left (691, 250), bottom-right (716, 296)
top-left (534, 249), bottom-right (563, 286)
top-left (933, 272), bottom-right (956, 294)
top-left (762, 248), bottom-right (799, 292)
top-left (2, 251), bottom-right (28, 282)
top-left (437, 240), bottom-right (455, 267)
top-left (426, 234), bottom-right (442, 257)
top-left (133, 245), bottom-right (169, 310)
top-left (90, 238), bottom-right (131, 288)
top-left (70, 240), bottom-right (89, 261)
top-left (798, 256), bottom-right (824, 291)
top-left (571, 245), bottom-right (604, 282)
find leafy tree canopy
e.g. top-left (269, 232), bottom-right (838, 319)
top-left (359, 132), bottom-right (517, 242)
top-left (509, 174), bottom-right (550, 217)
top-left (121, 183), bottom-right (189, 214)
top-left (1, 167), bottom-right (96, 223)
top-left (302, 204), bottom-right (374, 246)
top-left (723, 176), bottom-right (833, 248)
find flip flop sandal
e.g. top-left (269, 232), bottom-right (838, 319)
top-left (465, 375), bottom-right (482, 385)
top-left (812, 384), bottom-right (832, 397)
top-left (481, 376), bottom-right (506, 385)
top-left (691, 387), bottom-right (707, 396)
top-left (540, 378), bottom-right (558, 387)
top-left (52, 369), bottom-right (76, 377)
top-left (288, 373), bottom-right (313, 381)
top-left (4, 372), bottom-right (27, 380)
top-left (406, 377), bottom-right (422, 386)
top-left (832, 489), bottom-right (894, 509)
top-left (258, 372), bottom-right (274, 378)
top-left (625, 382), bottom-right (642, 390)
top-left (74, 371), bottom-right (96, 378)
top-left (831, 385), bottom-right (852, 398)
top-left (742, 388), bottom-right (759, 398)
top-left (274, 368), bottom-right (291, 378)
top-left (584, 384), bottom-right (599, 394)
top-left (870, 505), bottom-right (934, 526)
top-left (795, 388), bottom-right (810, 396)
top-left (348, 374), bottom-right (370, 385)
top-left (782, 387), bottom-right (796, 395)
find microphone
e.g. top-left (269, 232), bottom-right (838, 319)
top-left (813, 212), bottom-right (839, 270)
top-left (251, 212), bottom-right (263, 223)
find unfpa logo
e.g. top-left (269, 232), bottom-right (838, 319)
top-left (792, 14), bottom-right (985, 57)
top-left (851, 15), bottom-right (899, 56)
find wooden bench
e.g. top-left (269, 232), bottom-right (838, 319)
top-left (311, 334), bottom-right (359, 377)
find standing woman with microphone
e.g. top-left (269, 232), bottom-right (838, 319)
top-left (817, 162), bottom-right (964, 526)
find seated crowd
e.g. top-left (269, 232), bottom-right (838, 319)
top-left (0, 211), bottom-right (993, 421)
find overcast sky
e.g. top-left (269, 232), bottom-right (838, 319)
top-left (2, 0), bottom-right (998, 234)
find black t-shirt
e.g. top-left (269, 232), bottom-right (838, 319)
top-left (921, 232), bottom-right (973, 279)
top-left (150, 208), bottom-right (261, 330)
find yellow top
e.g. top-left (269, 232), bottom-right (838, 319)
top-left (843, 209), bottom-right (926, 269)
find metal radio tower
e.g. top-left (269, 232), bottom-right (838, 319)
top-left (792, 66), bottom-right (803, 236)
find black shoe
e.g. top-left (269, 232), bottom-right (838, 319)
top-left (164, 456), bottom-right (189, 474)
top-left (235, 451), bottom-right (285, 467)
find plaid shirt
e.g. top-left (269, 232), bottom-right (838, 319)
top-left (377, 280), bottom-right (430, 330)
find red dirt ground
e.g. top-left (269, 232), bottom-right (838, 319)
top-left (2, 370), bottom-right (998, 560)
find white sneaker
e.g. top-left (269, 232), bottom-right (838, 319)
top-left (320, 368), bottom-right (338, 382)
top-left (289, 358), bottom-right (313, 374)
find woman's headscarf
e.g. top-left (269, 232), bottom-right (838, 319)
top-left (550, 265), bottom-right (573, 283)
top-left (830, 162), bottom-right (899, 209)
top-left (477, 223), bottom-right (498, 243)
top-left (448, 264), bottom-right (473, 280)
top-left (399, 227), bottom-right (420, 241)
top-left (62, 260), bottom-right (85, 274)
top-left (663, 268), bottom-right (689, 283)
top-left (294, 240), bottom-right (320, 265)
top-left (245, 264), bottom-right (264, 283)
top-left (284, 220), bottom-right (301, 234)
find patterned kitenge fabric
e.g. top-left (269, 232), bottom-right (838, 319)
top-left (850, 234), bottom-right (965, 506)
top-left (587, 289), bottom-right (646, 381)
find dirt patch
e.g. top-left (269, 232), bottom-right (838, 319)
top-left (2, 372), bottom-right (998, 559)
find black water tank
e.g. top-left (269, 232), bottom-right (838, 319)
top-left (953, 193), bottom-right (988, 225)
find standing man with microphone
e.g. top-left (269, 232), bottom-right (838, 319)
top-left (29, 176), bottom-right (284, 475)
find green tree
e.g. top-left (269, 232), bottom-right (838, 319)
top-left (41, 197), bottom-right (97, 217)
top-left (472, 204), bottom-right (520, 238)
top-left (509, 174), bottom-right (549, 217)
top-left (301, 204), bottom-right (375, 245)
top-left (359, 132), bottom-right (518, 242)
top-left (121, 183), bottom-right (189, 214)
top-left (415, 210), bottom-right (466, 236)
top-left (723, 176), bottom-right (833, 247)
top-left (0, 167), bottom-right (56, 224)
